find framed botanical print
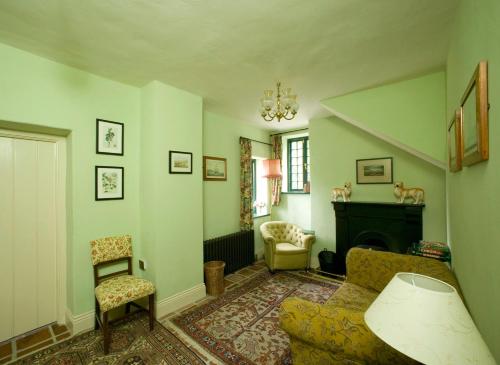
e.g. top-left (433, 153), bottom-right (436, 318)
top-left (448, 109), bottom-right (463, 172)
top-left (95, 166), bottom-right (124, 200)
top-left (96, 119), bottom-right (124, 155)
top-left (356, 157), bottom-right (393, 184)
top-left (203, 156), bottom-right (227, 181)
top-left (169, 150), bottom-right (193, 174)
top-left (460, 61), bottom-right (489, 166)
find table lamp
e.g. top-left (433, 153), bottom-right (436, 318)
top-left (365, 272), bottom-right (496, 365)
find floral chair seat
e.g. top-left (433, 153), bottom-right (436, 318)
top-left (95, 275), bottom-right (155, 313)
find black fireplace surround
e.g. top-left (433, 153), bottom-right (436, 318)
top-left (332, 201), bottom-right (424, 274)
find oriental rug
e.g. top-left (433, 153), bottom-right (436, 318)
top-left (171, 271), bottom-right (341, 365)
top-left (13, 312), bottom-right (206, 365)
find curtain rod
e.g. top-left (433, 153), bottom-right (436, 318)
top-left (269, 127), bottom-right (309, 137)
top-left (240, 136), bottom-right (272, 146)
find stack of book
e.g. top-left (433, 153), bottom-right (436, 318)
top-left (411, 240), bottom-right (451, 262)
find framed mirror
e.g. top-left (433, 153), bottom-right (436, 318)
top-left (460, 61), bottom-right (489, 166)
top-left (448, 109), bottom-right (463, 172)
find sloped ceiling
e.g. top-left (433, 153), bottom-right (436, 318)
top-left (322, 72), bottom-right (447, 168)
top-left (0, 0), bottom-right (458, 129)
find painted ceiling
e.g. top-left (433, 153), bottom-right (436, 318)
top-left (0, 0), bottom-right (458, 129)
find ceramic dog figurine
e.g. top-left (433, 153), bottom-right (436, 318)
top-left (332, 182), bottom-right (352, 202)
top-left (394, 182), bottom-right (424, 204)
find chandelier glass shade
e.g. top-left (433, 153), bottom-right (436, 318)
top-left (260, 81), bottom-right (299, 122)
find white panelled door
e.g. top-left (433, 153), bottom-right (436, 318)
top-left (0, 135), bottom-right (58, 342)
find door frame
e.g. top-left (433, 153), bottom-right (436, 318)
top-left (0, 129), bottom-right (67, 325)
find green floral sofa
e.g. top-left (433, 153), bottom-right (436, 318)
top-left (279, 247), bottom-right (461, 365)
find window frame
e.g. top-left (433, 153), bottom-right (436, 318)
top-left (252, 159), bottom-right (257, 215)
top-left (287, 136), bottom-right (309, 192)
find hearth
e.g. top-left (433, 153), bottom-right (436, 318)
top-left (332, 201), bottom-right (424, 274)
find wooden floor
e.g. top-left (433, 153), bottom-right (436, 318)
top-left (0, 322), bottom-right (71, 364)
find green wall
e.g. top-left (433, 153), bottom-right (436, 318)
top-left (140, 81), bottom-right (203, 299)
top-left (0, 43), bottom-right (207, 316)
top-left (322, 72), bottom-right (446, 163)
top-left (271, 193), bottom-right (311, 230)
top-left (310, 116), bottom-right (447, 265)
top-left (0, 43), bottom-right (141, 315)
top-left (446, 0), bottom-right (500, 359)
top-left (203, 111), bottom-right (271, 257)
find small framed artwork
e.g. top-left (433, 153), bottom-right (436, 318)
top-left (203, 156), bottom-right (227, 181)
top-left (169, 150), bottom-right (193, 174)
top-left (95, 166), bottom-right (124, 201)
top-left (356, 157), bottom-right (393, 184)
top-left (96, 119), bottom-right (124, 155)
top-left (460, 61), bottom-right (489, 166)
top-left (448, 109), bottom-right (463, 172)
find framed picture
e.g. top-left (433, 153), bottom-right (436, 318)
top-left (356, 157), bottom-right (393, 184)
top-left (460, 61), bottom-right (489, 166)
top-left (95, 166), bottom-right (124, 201)
top-left (96, 119), bottom-right (124, 155)
top-left (203, 156), bottom-right (227, 181)
top-left (169, 150), bottom-right (193, 174)
top-left (448, 109), bottom-right (463, 172)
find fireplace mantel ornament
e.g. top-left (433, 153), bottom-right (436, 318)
top-left (331, 182), bottom-right (352, 202)
top-left (393, 182), bottom-right (425, 204)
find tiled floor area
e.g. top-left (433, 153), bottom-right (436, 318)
top-left (0, 261), bottom-right (269, 364)
top-left (0, 322), bottom-right (71, 364)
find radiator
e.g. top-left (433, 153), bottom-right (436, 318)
top-left (203, 230), bottom-right (255, 275)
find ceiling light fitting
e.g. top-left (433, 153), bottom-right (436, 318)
top-left (260, 81), bottom-right (299, 122)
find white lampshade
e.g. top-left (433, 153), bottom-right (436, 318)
top-left (262, 159), bottom-right (281, 178)
top-left (365, 273), bottom-right (495, 365)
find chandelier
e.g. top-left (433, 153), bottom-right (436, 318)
top-left (260, 81), bottom-right (299, 122)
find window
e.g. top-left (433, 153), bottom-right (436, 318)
top-left (252, 158), bottom-right (269, 217)
top-left (287, 136), bottom-right (310, 191)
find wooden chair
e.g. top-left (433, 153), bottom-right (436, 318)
top-left (90, 235), bottom-right (155, 354)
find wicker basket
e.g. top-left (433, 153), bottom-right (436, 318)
top-left (204, 261), bottom-right (226, 296)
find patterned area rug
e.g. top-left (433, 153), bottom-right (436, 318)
top-left (14, 312), bottom-right (206, 364)
top-left (172, 271), bottom-right (340, 365)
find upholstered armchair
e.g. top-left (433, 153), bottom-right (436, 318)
top-left (259, 221), bottom-right (315, 272)
top-left (279, 248), bottom-right (461, 365)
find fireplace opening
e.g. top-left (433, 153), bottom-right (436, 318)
top-left (332, 201), bottom-right (424, 274)
top-left (353, 231), bottom-right (390, 252)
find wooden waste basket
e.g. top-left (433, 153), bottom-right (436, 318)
top-left (204, 261), bottom-right (226, 296)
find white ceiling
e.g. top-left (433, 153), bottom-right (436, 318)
top-left (0, 0), bottom-right (458, 130)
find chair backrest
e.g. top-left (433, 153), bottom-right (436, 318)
top-left (90, 235), bottom-right (133, 287)
top-left (261, 221), bottom-right (302, 244)
top-left (90, 235), bottom-right (133, 265)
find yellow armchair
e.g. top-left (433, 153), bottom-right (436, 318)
top-left (279, 248), bottom-right (461, 365)
top-left (260, 221), bottom-right (315, 272)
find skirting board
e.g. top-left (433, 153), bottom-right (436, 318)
top-left (65, 308), bottom-right (94, 336)
top-left (156, 283), bottom-right (206, 319)
top-left (65, 283), bottom-right (206, 335)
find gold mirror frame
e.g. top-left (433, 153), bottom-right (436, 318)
top-left (460, 61), bottom-right (489, 166)
top-left (448, 109), bottom-right (463, 172)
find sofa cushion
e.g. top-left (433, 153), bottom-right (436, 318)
top-left (276, 242), bottom-right (308, 254)
top-left (326, 282), bottom-right (378, 311)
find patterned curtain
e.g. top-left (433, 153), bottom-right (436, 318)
top-left (239, 137), bottom-right (253, 231)
top-left (271, 135), bottom-right (282, 206)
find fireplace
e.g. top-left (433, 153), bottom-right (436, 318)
top-left (332, 201), bottom-right (424, 274)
